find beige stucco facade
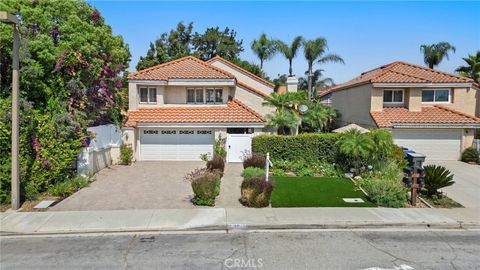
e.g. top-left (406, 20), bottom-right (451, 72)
top-left (331, 83), bottom-right (377, 128)
top-left (208, 60), bottom-right (274, 96)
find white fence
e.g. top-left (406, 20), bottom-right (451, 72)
top-left (77, 124), bottom-right (122, 176)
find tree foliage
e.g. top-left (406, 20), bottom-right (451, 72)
top-left (275, 36), bottom-right (303, 76)
top-left (455, 51), bottom-right (480, 83)
top-left (301, 102), bottom-right (336, 132)
top-left (192, 27), bottom-right (243, 61)
top-left (420, 42), bottom-right (456, 69)
top-left (251, 33), bottom-right (277, 70)
top-left (0, 0), bottom-right (130, 203)
top-left (302, 38), bottom-right (344, 101)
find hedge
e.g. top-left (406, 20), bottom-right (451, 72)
top-left (252, 133), bottom-right (341, 164)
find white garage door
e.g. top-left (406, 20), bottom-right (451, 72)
top-left (140, 129), bottom-right (214, 161)
top-left (392, 129), bottom-right (461, 161)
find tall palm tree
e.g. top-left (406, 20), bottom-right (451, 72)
top-left (275, 36), bottom-right (303, 76)
top-left (303, 38), bottom-right (344, 102)
top-left (455, 51), bottom-right (480, 83)
top-left (420, 42), bottom-right (456, 69)
top-left (251, 33), bottom-right (277, 70)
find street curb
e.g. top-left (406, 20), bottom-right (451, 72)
top-left (2, 221), bottom-right (478, 236)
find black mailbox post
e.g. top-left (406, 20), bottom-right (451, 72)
top-left (404, 152), bottom-right (426, 206)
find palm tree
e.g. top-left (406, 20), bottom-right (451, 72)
top-left (301, 102), bottom-right (337, 132)
top-left (455, 51), bottom-right (480, 83)
top-left (420, 42), bottom-right (456, 69)
top-left (337, 130), bottom-right (374, 175)
top-left (251, 33), bottom-right (277, 70)
top-left (265, 110), bottom-right (299, 135)
top-left (275, 36), bottom-right (303, 76)
top-left (303, 38), bottom-right (344, 102)
top-left (423, 165), bottom-right (455, 197)
top-left (262, 92), bottom-right (303, 112)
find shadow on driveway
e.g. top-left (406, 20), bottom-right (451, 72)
top-left (51, 161), bottom-right (205, 211)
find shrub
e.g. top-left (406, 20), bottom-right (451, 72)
top-left (240, 176), bottom-right (275, 208)
top-left (243, 153), bottom-right (266, 169)
top-left (358, 162), bottom-right (407, 208)
top-left (185, 168), bottom-right (221, 206)
top-left (207, 156), bottom-right (225, 172)
top-left (214, 135), bottom-right (227, 160)
top-left (271, 168), bottom-right (285, 177)
top-left (296, 167), bottom-right (315, 177)
top-left (242, 167), bottom-right (265, 180)
top-left (48, 176), bottom-right (89, 198)
top-left (120, 144), bottom-right (133, 165)
top-left (461, 147), bottom-right (479, 163)
top-left (252, 133), bottom-right (341, 164)
top-left (423, 165), bottom-right (455, 197)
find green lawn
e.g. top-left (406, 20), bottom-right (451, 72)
top-left (271, 177), bottom-right (375, 207)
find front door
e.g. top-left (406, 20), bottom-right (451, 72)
top-left (226, 134), bottom-right (252, 163)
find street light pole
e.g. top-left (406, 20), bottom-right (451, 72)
top-left (0, 11), bottom-right (21, 210)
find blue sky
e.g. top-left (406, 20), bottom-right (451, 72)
top-left (90, 1), bottom-right (479, 84)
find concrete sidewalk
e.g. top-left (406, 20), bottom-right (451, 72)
top-left (1, 207), bottom-right (479, 235)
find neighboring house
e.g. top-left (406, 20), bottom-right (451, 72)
top-left (320, 61), bottom-right (480, 161)
top-left (124, 56), bottom-right (277, 162)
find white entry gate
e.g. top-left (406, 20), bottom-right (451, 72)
top-left (226, 134), bottom-right (252, 163)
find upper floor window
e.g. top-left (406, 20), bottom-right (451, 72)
top-left (187, 88), bottom-right (204, 103)
top-left (139, 87), bottom-right (157, 103)
top-left (422, 89), bottom-right (450, 103)
top-left (206, 88), bottom-right (223, 104)
top-left (383, 90), bottom-right (403, 104)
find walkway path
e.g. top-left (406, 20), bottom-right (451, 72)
top-left (216, 163), bottom-right (244, 208)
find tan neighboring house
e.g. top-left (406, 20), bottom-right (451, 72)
top-left (320, 61), bottom-right (480, 161)
top-left (123, 56), bottom-right (279, 162)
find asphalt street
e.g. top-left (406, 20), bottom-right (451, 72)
top-left (1, 230), bottom-right (479, 270)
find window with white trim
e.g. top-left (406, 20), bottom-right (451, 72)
top-left (187, 88), bottom-right (204, 103)
top-left (383, 90), bottom-right (404, 103)
top-left (421, 89), bottom-right (450, 103)
top-left (206, 88), bottom-right (223, 103)
top-left (139, 87), bottom-right (157, 103)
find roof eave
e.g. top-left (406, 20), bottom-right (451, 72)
top-left (372, 82), bottom-right (473, 88)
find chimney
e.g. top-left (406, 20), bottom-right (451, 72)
top-left (286, 76), bottom-right (298, 92)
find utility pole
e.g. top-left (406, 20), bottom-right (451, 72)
top-left (1, 11), bottom-right (21, 210)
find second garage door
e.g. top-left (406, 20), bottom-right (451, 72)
top-left (392, 129), bottom-right (461, 161)
top-left (140, 129), bottom-right (214, 161)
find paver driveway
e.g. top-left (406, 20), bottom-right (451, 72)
top-left (51, 161), bottom-right (205, 211)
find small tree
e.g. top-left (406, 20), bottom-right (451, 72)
top-left (337, 130), bottom-right (374, 175)
top-left (266, 110), bottom-right (299, 135)
top-left (301, 102), bottom-right (336, 132)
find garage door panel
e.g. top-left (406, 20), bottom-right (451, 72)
top-left (140, 129), bottom-right (213, 161)
top-left (392, 129), bottom-right (461, 161)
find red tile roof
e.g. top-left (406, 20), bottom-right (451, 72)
top-left (320, 61), bottom-right (474, 97)
top-left (370, 106), bottom-right (480, 128)
top-left (237, 81), bottom-right (268, 97)
top-left (128, 56), bottom-right (235, 81)
top-left (206, 56), bottom-right (275, 87)
top-left (125, 99), bottom-right (265, 127)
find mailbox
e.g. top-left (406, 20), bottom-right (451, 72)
top-left (406, 152), bottom-right (426, 168)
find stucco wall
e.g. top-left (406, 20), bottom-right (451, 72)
top-left (407, 87), bottom-right (477, 116)
top-left (331, 84), bottom-right (376, 128)
top-left (463, 128), bottom-right (475, 150)
top-left (209, 60), bottom-right (274, 96)
top-left (232, 86), bottom-right (274, 116)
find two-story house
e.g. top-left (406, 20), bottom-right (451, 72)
top-left (123, 56), bottom-right (278, 162)
top-left (320, 61), bottom-right (480, 160)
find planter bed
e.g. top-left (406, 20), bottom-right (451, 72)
top-left (271, 177), bottom-right (375, 207)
